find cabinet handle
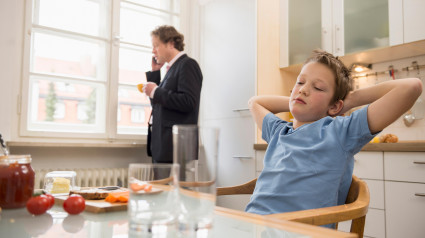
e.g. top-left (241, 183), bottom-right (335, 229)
top-left (232, 156), bottom-right (252, 159)
top-left (334, 25), bottom-right (341, 53)
top-left (413, 161), bottom-right (425, 164)
top-left (232, 108), bottom-right (249, 112)
top-left (415, 193), bottom-right (425, 197)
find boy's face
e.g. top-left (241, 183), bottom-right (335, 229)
top-left (290, 62), bottom-right (337, 125)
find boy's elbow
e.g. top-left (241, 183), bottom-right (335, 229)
top-left (248, 96), bottom-right (259, 110)
top-left (410, 78), bottom-right (423, 98)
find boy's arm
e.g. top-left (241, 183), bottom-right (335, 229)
top-left (342, 78), bottom-right (422, 134)
top-left (248, 96), bottom-right (290, 130)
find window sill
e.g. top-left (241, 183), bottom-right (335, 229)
top-left (6, 141), bottom-right (146, 148)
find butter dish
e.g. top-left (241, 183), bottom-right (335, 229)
top-left (43, 171), bottom-right (77, 195)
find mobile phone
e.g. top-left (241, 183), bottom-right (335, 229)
top-left (152, 57), bottom-right (158, 64)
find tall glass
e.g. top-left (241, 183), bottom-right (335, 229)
top-left (128, 163), bottom-right (179, 236)
top-left (173, 125), bottom-right (219, 234)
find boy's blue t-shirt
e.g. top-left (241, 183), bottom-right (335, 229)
top-left (245, 106), bottom-right (376, 215)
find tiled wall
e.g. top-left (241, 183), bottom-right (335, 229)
top-left (353, 55), bottom-right (425, 141)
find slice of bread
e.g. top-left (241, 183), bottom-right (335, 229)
top-left (69, 187), bottom-right (129, 200)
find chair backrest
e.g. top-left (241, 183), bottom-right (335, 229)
top-left (217, 175), bottom-right (369, 238)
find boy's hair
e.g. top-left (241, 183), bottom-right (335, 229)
top-left (151, 25), bottom-right (185, 51)
top-left (304, 49), bottom-right (353, 103)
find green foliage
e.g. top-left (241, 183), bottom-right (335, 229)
top-left (45, 82), bottom-right (57, 121)
top-left (84, 90), bottom-right (96, 124)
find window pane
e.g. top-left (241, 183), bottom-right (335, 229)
top-left (120, 2), bottom-right (180, 46)
top-left (127, 0), bottom-right (180, 13)
top-left (31, 31), bottom-right (107, 81)
top-left (35, 0), bottom-right (110, 37)
top-left (117, 86), bottom-right (151, 135)
top-left (28, 76), bottom-right (106, 133)
top-left (119, 46), bottom-right (151, 85)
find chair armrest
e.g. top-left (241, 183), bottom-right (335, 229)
top-left (217, 178), bottom-right (257, 196)
top-left (266, 177), bottom-right (370, 226)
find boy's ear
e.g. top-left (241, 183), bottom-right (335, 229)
top-left (328, 100), bottom-right (344, 117)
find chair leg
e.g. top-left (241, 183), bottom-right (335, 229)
top-left (350, 216), bottom-right (366, 238)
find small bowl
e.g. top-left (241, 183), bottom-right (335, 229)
top-left (43, 171), bottom-right (77, 195)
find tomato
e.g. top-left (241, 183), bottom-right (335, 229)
top-left (41, 194), bottom-right (55, 209)
top-left (63, 194), bottom-right (85, 215)
top-left (26, 196), bottom-right (49, 215)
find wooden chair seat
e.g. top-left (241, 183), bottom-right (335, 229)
top-left (217, 175), bottom-right (369, 238)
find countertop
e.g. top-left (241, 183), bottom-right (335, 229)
top-left (254, 141), bottom-right (425, 152)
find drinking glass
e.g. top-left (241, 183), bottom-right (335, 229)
top-left (172, 125), bottom-right (219, 234)
top-left (128, 163), bottom-right (179, 236)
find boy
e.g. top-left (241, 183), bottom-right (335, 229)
top-left (246, 50), bottom-right (422, 220)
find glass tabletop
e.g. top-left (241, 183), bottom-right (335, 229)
top-left (0, 206), bottom-right (310, 238)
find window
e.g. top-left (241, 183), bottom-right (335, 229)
top-left (21, 0), bottom-right (182, 140)
top-left (131, 107), bottom-right (145, 123)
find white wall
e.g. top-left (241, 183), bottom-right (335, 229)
top-left (0, 0), bottom-right (24, 140)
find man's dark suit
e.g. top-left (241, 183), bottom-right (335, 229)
top-left (145, 54), bottom-right (203, 163)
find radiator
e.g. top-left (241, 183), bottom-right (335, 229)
top-left (34, 168), bottom-right (128, 189)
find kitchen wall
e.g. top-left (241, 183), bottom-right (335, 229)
top-left (355, 54), bottom-right (425, 141)
top-left (0, 0), bottom-right (23, 141)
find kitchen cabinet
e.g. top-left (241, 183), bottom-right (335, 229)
top-left (337, 151), bottom-right (425, 238)
top-left (348, 152), bottom-right (386, 238)
top-left (280, 0), bottom-right (390, 67)
top-left (204, 117), bottom-right (255, 211)
top-left (384, 152), bottom-right (425, 238)
top-left (389, 0), bottom-right (425, 45)
top-left (385, 182), bottom-right (425, 238)
top-left (199, 0), bottom-right (256, 211)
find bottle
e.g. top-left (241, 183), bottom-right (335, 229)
top-left (0, 155), bottom-right (35, 209)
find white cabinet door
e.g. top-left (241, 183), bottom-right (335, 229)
top-left (338, 208), bottom-right (386, 238)
top-left (403, 0), bottom-right (425, 43)
top-left (364, 179), bottom-right (385, 210)
top-left (353, 151), bottom-right (384, 180)
top-left (199, 0), bottom-right (256, 212)
top-left (385, 181), bottom-right (425, 238)
top-left (204, 117), bottom-right (255, 211)
top-left (200, 0), bottom-right (256, 120)
top-left (384, 152), bottom-right (425, 183)
top-left (280, 0), bottom-right (390, 67)
top-left (389, 0), bottom-right (425, 45)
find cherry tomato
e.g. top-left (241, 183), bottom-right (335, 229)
top-left (26, 196), bottom-right (49, 215)
top-left (41, 194), bottom-right (55, 209)
top-left (63, 194), bottom-right (85, 215)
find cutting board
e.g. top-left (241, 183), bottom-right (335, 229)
top-left (55, 195), bottom-right (127, 213)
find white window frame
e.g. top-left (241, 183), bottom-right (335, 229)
top-left (19, 0), bottom-right (192, 142)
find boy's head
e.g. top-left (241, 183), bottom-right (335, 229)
top-left (289, 50), bottom-right (352, 125)
top-left (304, 49), bottom-right (353, 103)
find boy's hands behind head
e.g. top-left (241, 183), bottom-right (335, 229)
top-left (338, 91), bottom-right (354, 116)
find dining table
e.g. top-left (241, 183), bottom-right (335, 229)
top-left (0, 204), bottom-right (356, 238)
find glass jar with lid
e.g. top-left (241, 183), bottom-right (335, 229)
top-left (0, 155), bottom-right (35, 209)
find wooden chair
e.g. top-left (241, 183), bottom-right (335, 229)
top-left (217, 175), bottom-right (369, 238)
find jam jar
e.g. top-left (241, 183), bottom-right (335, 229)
top-left (0, 155), bottom-right (35, 209)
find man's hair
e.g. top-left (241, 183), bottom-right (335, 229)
top-left (304, 49), bottom-right (353, 103)
top-left (151, 25), bottom-right (185, 51)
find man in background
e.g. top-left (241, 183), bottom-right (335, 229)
top-left (143, 25), bottom-right (203, 164)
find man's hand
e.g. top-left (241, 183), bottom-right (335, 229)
top-left (144, 82), bottom-right (158, 97)
top-left (151, 57), bottom-right (164, 71)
